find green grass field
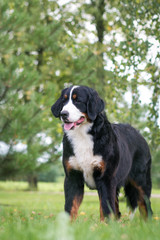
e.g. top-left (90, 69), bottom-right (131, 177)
top-left (0, 181), bottom-right (160, 240)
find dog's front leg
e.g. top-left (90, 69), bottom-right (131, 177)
top-left (64, 171), bottom-right (84, 220)
top-left (95, 178), bottom-right (116, 221)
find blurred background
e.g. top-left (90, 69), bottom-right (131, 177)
top-left (0, 0), bottom-right (159, 190)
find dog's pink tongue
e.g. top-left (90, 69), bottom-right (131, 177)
top-left (64, 122), bottom-right (74, 131)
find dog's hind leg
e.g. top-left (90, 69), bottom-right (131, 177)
top-left (124, 178), bottom-right (152, 219)
top-left (64, 171), bottom-right (84, 220)
top-left (124, 180), bottom-right (138, 213)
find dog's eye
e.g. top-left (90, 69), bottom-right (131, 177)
top-left (72, 94), bottom-right (80, 103)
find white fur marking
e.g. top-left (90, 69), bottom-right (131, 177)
top-left (66, 123), bottom-right (103, 189)
top-left (62, 86), bottom-right (82, 123)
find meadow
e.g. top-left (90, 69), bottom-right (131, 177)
top-left (0, 180), bottom-right (160, 240)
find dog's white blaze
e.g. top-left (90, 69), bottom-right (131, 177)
top-left (62, 86), bottom-right (82, 122)
top-left (66, 123), bottom-right (103, 189)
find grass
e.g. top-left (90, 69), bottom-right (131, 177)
top-left (0, 179), bottom-right (97, 193)
top-left (0, 179), bottom-right (64, 192)
top-left (0, 181), bottom-right (160, 240)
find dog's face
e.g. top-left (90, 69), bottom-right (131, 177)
top-left (51, 86), bottom-right (104, 131)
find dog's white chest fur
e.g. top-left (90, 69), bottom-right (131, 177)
top-left (66, 123), bottom-right (102, 189)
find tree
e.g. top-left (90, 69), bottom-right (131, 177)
top-left (107, 0), bottom-right (160, 147)
top-left (0, 0), bottom-right (71, 188)
top-left (82, 0), bottom-right (160, 148)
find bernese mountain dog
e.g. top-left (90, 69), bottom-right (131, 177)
top-left (51, 85), bottom-right (152, 220)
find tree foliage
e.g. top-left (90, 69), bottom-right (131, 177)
top-left (0, 0), bottom-right (67, 187)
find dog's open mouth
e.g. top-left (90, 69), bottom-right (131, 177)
top-left (64, 116), bottom-right (85, 131)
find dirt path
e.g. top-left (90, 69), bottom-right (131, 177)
top-left (84, 192), bottom-right (160, 198)
top-left (151, 194), bottom-right (160, 199)
top-left (50, 192), bottom-right (160, 198)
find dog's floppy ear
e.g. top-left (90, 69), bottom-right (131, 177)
top-left (51, 88), bottom-right (68, 118)
top-left (87, 89), bottom-right (105, 121)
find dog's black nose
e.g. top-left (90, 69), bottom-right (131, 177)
top-left (60, 110), bottom-right (69, 120)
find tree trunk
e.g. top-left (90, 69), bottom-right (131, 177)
top-left (27, 174), bottom-right (38, 190)
top-left (91, 0), bottom-right (106, 97)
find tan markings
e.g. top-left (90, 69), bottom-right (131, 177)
top-left (99, 161), bottom-right (106, 174)
top-left (100, 199), bottom-right (105, 221)
top-left (138, 201), bottom-right (148, 219)
top-left (70, 195), bottom-right (83, 221)
top-left (130, 180), bottom-right (144, 195)
top-left (72, 94), bottom-right (77, 99)
top-left (94, 161), bottom-right (106, 176)
top-left (65, 161), bottom-right (72, 174)
top-left (83, 113), bottom-right (92, 122)
top-left (64, 94), bottom-right (68, 99)
top-left (130, 180), bottom-right (148, 219)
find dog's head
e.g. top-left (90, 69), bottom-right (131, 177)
top-left (51, 86), bottom-right (105, 131)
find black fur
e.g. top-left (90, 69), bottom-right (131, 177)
top-left (51, 86), bottom-right (152, 220)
